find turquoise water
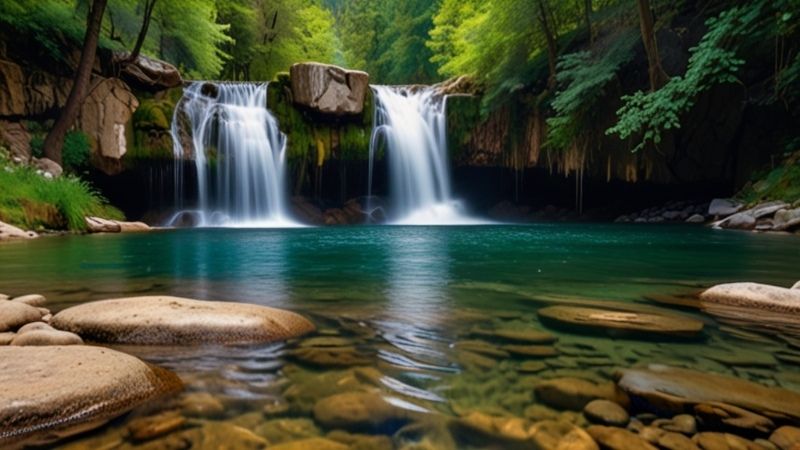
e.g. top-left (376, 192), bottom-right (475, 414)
top-left (2, 224), bottom-right (799, 448)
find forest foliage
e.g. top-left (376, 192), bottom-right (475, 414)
top-left (1, 0), bottom-right (798, 153)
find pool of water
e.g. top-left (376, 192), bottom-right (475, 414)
top-left (2, 224), bottom-right (799, 448)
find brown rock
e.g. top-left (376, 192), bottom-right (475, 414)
top-left (587, 425), bottom-right (658, 450)
top-left (770, 426), bottom-right (800, 450)
top-left (312, 392), bottom-right (413, 433)
top-left (504, 344), bottom-right (559, 358)
top-left (658, 431), bottom-right (700, 450)
top-left (51, 296), bottom-right (315, 345)
top-left (268, 437), bottom-right (348, 450)
top-left (529, 420), bottom-right (599, 450)
top-left (128, 411), bottom-right (186, 441)
top-left (693, 432), bottom-right (765, 450)
top-left (535, 377), bottom-right (627, 411)
top-left (16, 321), bottom-right (52, 334)
top-left (0, 59), bottom-right (25, 116)
top-left (0, 120), bottom-right (31, 160)
top-left (616, 365), bottom-right (800, 422)
top-left (472, 327), bottom-right (558, 344)
top-left (180, 392), bottom-right (225, 418)
top-left (11, 294), bottom-right (46, 307)
top-left (115, 52), bottom-right (183, 92)
top-left (85, 216), bottom-right (121, 233)
top-left (77, 77), bottom-right (139, 174)
top-left (0, 346), bottom-right (182, 448)
top-left (0, 332), bottom-right (14, 345)
top-left (10, 329), bottom-right (83, 346)
top-left (700, 283), bottom-right (800, 314)
top-left (583, 400), bottom-right (630, 426)
top-left (290, 62), bottom-right (369, 116)
top-left (695, 403), bottom-right (774, 434)
top-left (538, 306), bottom-right (704, 339)
top-left (0, 301), bottom-right (43, 331)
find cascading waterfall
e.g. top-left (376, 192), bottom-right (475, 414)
top-left (369, 85), bottom-right (479, 225)
top-left (169, 82), bottom-right (298, 227)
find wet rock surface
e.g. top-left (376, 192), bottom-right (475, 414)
top-left (51, 296), bottom-right (316, 344)
top-left (0, 346), bottom-right (182, 448)
top-left (538, 305), bottom-right (704, 338)
top-left (289, 62), bottom-right (369, 116)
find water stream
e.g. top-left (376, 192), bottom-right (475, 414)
top-left (169, 82), bottom-right (297, 227)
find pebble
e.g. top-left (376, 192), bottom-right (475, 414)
top-left (583, 400), bottom-right (630, 427)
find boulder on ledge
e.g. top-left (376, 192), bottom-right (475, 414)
top-left (290, 62), bottom-right (369, 116)
top-left (114, 52), bottom-right (183, 92)
top-left (51, 296), bottom-right (316, 345)
top-left (0, 346), bottom-right (182, 448)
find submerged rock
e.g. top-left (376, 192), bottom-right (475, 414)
top-left (312, 391), bottom-right (414, 433)
top-left (290, 62), bottom-right (369, 116)
top-left (583, 400), bottom-right (630, 427)
top-left (269, 437), bottom-right (348, 450)
top-left (588, 425), bottom-right (658, 450)
top-left (85, 216), bottom-right (151, 233)
top-left (616, 364), bottom-right (800, 422)
top-left (769, 426), bottom-right (800, 450)
top-left (0, 346), bottom-right (182, 448)
top-left (692, 432), bottom-right (765, 450)
top-left (51, 296), bottom-right (315, 345)
top-left (538, 306), bottom-right (704, 339)
top-left (534, 377), bottom-right (627, 411)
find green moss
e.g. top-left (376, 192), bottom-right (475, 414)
top-left (128, 89), bottom-right (181, 163)
top-left (0, 147), bottom-right (123, 231)
top-left (738, 154), bottom-right (800, 204)
top-left (445, 94), bottom-right (481, 160)
top-left (267, 80), bottom-right (374, 164)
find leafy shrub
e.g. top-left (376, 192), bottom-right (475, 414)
top-left (62, 130), bottom-right (91, 172)
top-left (0, 147), bottom-right (122, 231)
top-left (606, 1), bottom-right (772, 151)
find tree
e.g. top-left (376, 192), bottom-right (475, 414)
top-left (42, 0), bottom-right (108, 165)
top-left (125, 0), bottom-right (157, 63)
top-left (537, 0), bottom-right (558, 89)
top-left (636, 0), bottom-right (668, 91)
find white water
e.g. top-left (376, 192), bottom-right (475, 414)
top-left (170, 82), bottom-right (299, 227)
top-left (369, 86), bottom-right (481, 225)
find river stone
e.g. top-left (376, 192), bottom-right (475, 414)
top-left (538, 306), bottom-right (704, 339)
top-left (0, 221), bottom-right (37, 240)
top-left (693, 432), bottom-right (765, 450)
top-left (694, 403), bottom-right (773, 435)
top-left (709, 199), bottom-right (743, 217)
top-left (616, 364), bottom-right (800, 421)
top-left (11, 294), bottom-right (46, 307)
top-left (312, 392), bottom-right (412, 433)
top-left (583, 400), bottom-right (630, 426)
top-left (288, 346), bottom-right (372, 367)
top-left (687, 214), bottom-right (706, 223)
top-left (504, 344), bottom-right (559, 358)
top-left (770, 426), bottom-right (800, 450)
top-left (290, 62), bottom-right (369, 116)
top-left (535, 378), bottom-right (627, 411)
top-left (269, 437), bottom-right (349, 450)
top-left (180, 392), bottom-right (225, 418)
top-left (587, 425), bottom-right (658, 450)
top-left (657, 431), bottom-right (700, 450)
top-left (0, 301), bottom-right (43, 331)
top-left (0, 346), bottom-right (182, 448)
top-left (127, 410), bottom-right (186, 442)
top-left (50, 296), bottom-right (315, 344)
top-left (700, 283), bottom-right (800, 314)
top-left (16, 321), bottom-right (53, 334)
top-left (10, 328), bottom-right (83, 346)
top-left (0, 332), bottom-right (14, 345)
top-left (472, 327), bottom-right (559, 344)
top-left (528, 420), bottom-right (599, 450)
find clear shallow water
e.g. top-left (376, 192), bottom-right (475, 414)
top-left (2, 224), bottom-right (800, 448)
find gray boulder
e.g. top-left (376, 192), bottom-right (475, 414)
top-left (290, 62), bottom-right (369, 116)
top-left (709, 198), bottom-right (742, 217)
top-left (773, 208), bottom-right (800, 231)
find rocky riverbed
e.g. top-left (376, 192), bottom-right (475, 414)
top-left (2, 282), bottom-right (800, 449)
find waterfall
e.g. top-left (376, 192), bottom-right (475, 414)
top-left (369, 86), bottom-right (478, 225)
top-left (169, 82), bottom-right (298, 227)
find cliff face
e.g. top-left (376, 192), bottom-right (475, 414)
top-left (0, 31), bottom-right (181, 175)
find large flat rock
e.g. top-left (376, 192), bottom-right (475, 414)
top-left (700, 282), bottom-right (800, 313)
top-left (538, 305), bottom-right (704, 339)
top-left (616, 364), bottom-right (800, 421)
top-left (51, 296), bottom-right (315, 345)
top-left (290, 62), bottom-right (369, 116)
top-left (0, 346), bottom-right (182, 448)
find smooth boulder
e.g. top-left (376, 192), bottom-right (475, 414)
top-left (616, 364), bottom-right (800, 421)
top-left (538, 305), bottom-right (704, 339)
top-left (0, 221), bottom-right (37, 241)
top-left (700, 282), bottom-right (800, 314)
top-left (114, 52), bottom-right (183, 92)
top-left (312, 392), bottom-right (413, 433)
top-left (0, 301), bottom-right (43, 331)
top-left (10, 329), bottom-right (83, 346)
top-left (51, 296), bottom-right (315, 345)
top-left (0, 346), bottom-right (182, 448)
top-left (290, 62), bottom-right (369, 116)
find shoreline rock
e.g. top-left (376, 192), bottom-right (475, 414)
top-left (0, 345), bottom-right (182, 448)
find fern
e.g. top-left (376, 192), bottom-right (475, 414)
top-left (606, 1), bottom-right (771, 151)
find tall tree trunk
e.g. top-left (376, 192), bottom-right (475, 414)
top-left (584, 0), bottom-right (593, 44)
top-left (43, 0), bottom-right (108, 165)
top-left (636, 0), bottom-right (668, 91)
top-left (537, 0), bottom-right (558, 89)
top-left (126, 0), bottom-right (157, 63)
